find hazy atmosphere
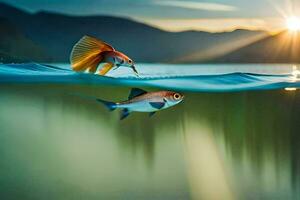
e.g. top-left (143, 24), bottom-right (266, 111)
top-left (1, 0), bottom-right (299, 31)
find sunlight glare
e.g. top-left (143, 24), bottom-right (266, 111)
top-left (286, 16), bottom-right (300, 31)
top-left (285, 87), bottom-right (297, 91)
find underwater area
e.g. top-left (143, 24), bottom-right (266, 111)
top-left (1, 63), bottom-right (300, 200)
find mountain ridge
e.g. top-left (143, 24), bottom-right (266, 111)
top-left (212, 31), bottom-right (300, 63)
top-left (0, 2), bottom-right (271, 63)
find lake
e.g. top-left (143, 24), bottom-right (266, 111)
top-left (0, 63), bottom-right (300, 200)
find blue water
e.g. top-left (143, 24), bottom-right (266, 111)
top-left (0, 63), bottom-right (300, 92)
top-left (1, 63), bottom-right (300, 199)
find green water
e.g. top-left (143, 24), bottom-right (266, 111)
top-left (0, 84), bottom-right (299, 200)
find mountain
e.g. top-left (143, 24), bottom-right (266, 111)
top-left (0, 17), bottom-right (50, 63)
top-left (0, 2), bottom-right (267, 63)
top-left (211, 31), bottom-right (300, 63)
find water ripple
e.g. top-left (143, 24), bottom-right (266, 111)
top-left (0, 63), bottom-right (299, 92)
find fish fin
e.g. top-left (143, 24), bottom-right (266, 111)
top-left (120, 108), bottom-right (130, 120)
top-left (70, 35), bottom-right (114, 72)
top-left (149, 112), bottom-right (156, 117)
top-left (96, 98), bottom-right (117, 111)
top-left (112, 65), bottom-right (120, 71)
top-left (149, 102), bottom-right (165, 109)
top-left (87, 63), bottom-right (99, 73)
top-left (128, 88), bottom-right (147, 100)
top-left (99, 62), bottom-right (114, 75)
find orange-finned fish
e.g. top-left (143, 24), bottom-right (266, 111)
top-left (97, 88), bottom-right (184, 120)
top-left (70, 35), bottom-right (138, 76)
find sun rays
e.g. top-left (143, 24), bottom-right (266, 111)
top-left (286, 16), bottom-right (300, 31)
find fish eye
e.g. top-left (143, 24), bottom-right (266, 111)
top-left (173, 93), bottom-right (181, 100)
top-left (128, 59), bottom-right (132, 64)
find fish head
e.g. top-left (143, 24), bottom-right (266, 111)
top-left (115, 51), bottom-right (138, 76)
top-left (164, 91), bottom-right (184, 107)
top-left (123, 57), bottom-right (138, 76)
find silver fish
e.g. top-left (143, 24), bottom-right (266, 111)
top-left (97, 88), bottom-right (184, 120)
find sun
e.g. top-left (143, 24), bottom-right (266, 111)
top-left (286, 16), bottom-right (300, 31)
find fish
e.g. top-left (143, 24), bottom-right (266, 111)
top-left (97, 88), bottom-right (184, 120)
top-left (70, 35), bottom-right (138, 76)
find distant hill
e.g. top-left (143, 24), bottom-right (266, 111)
top-left (211, 31), bottom-right (300, 63)
top-left (0, 2), bottom-right (268, 63)
top-left (0, 17), bottom-right (50, 63)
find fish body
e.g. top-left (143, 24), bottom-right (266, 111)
top-left (97, 88), bottom-right (184, 120)
top-left (70, 35), bottom-right (138, 76)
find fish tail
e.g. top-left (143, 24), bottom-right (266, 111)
top-left (70, 35), bottom-right (114, 73)
top-left (96, 99), bottom-right (117, 111)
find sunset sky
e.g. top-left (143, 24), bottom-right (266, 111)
top-left (0, 0), bottom-right (299, 32)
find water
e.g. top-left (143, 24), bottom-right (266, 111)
top-left (1, 63), bottom-right (300, 92)
top-left (0, 63), bottom-right (300, 200)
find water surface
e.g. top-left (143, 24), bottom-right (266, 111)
top-left (1, 63), bottom-right (300, 92)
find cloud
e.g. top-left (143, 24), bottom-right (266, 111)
top-left (154, 0), bottom-right (237, 11)
top-left (140, 18), bottom-right (282, 32)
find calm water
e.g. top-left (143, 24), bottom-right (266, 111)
top-left (0, 63), bottom-right (300, 200)
top-left (1, 63), bottom-right (300, 92)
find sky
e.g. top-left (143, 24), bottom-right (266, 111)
top-left (0, 0), bottom-right (299, 32)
